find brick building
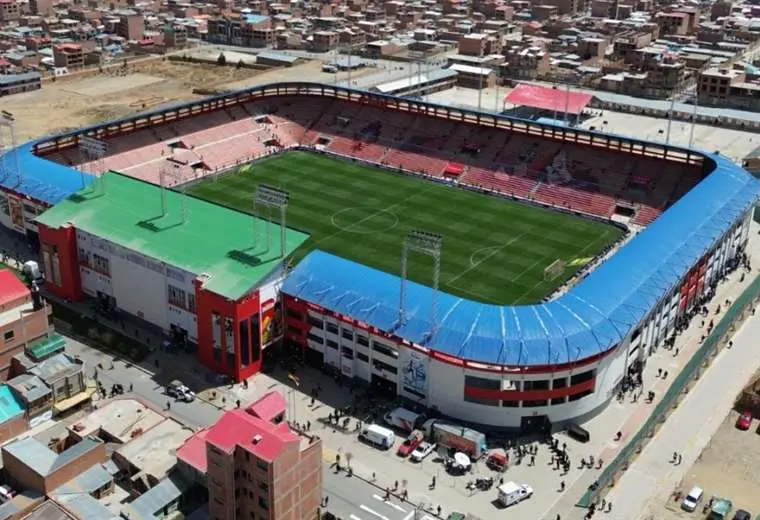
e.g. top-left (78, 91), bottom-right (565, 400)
top-left (0, 271), bottom-right (53, 381)
top-left (177, 391), bottom-right (322, 520)
top-left (2, 436), bottom-right (107, 494)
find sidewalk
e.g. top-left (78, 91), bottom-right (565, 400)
top-left (540, 225), bottom-right (760, 520)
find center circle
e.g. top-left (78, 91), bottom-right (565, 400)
top-left (331, 207), bottom-right (399, 235)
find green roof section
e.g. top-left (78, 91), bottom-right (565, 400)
top-left (36, 172), bottom-right (309, 300)
top-left (26, 333), bottom-right (66, 361)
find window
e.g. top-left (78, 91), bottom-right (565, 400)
top-left (286, 308), bottom-right (303, 321)
top-left (372, 342), bottom-right (398, 358)
top-left (256, 459), bottom-right (268, 471)
top-left (188, 293), bottom-right (196, 313)
top-left (357, 352), bottom-right (369, 363)
top-left (523, 379), bottom-right (549, 391)
top-left (356, 334), bottom-right (369, 347)
top-left (502, 400), bottom-right (519, 408)
top-left (258, 497), bottom-right (269, 511)
top-left (464, 394), bottom-right (499, 406)
top-left (326, 323), bottom-right (339, 335)
top-left (552, 377), bottom-right (567, 389)
top-left (92, 253), bottom-right (110, 276)
top-left (342, 328), bottom-right (353, 341)
top-left (306, 333), bottom-right (324, 345)
top-left (341, 346), bottom-right (354, 359)
top-left (465, 375), bottom-right (500, 390)
top-left (3, 331), bottom-right (14, 343)
top-left (570, 370), bottom-right (594, 386)
top-left (307, 315), bottom-right (324, 329)
top-left (258, 481), bottom-right (269, 493)
top-left (168, 284), bottom-right (187, 309)
top-left (523, 399), bottom-right (548, 408)
top-left (372, 359), bottom-right (397, 374)
top-left (326, 339), bottom-right (338, 350)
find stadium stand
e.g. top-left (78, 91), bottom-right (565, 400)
top-left (35, 93), bottom-right (705, 223)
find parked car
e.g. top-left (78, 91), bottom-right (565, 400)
top-left (410, 441), bottom-right (436, 462)
top-left (0, 485), bottom-right (16, 503)
top-left (681, 486), bottom-right (704, 512)
top-left (397, 430), bottom-right (424, 457)
top-left (736, 411), bottom-right (753, 430)
top-left (166, 380), bottom-right (195, 402)
top-left (733, 510), bottom-right (752, 520)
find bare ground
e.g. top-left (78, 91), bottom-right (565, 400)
top-left (650, 410), bottom-right (760, 520)
top-left (0, 59), bottom-right (330, 142)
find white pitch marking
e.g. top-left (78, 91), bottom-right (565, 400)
top-left (372, 494), bottom-right (406, 513)
top-left (360, 504), bottom-right (391, 520)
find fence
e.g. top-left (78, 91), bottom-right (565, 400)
top-left (577, 273), bottom-right (760, 508)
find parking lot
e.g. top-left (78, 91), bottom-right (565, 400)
top-left (652, 409), bottom-right (760, 520)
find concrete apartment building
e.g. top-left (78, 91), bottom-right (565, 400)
top-left (177, 391), bottom-right (322, 520)
top-left (696, 66), bottom-right (760, 110)
top-left (0, 270), bottom-right (53, 381)
top-left (116, 10), bottom-right (144, 40)
top-left (0, 0), bottom-right (22, 22)
top-left (53, 43), bottom-right (84, 68)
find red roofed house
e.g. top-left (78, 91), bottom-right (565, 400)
top-left (176, 391), bottom-right (322, 520)
top-left (0, 270), bottom-right (53, 380)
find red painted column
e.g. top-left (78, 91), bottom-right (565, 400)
top-left (38, 223), bottom-right (83, 302)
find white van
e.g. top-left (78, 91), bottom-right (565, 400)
top-left (497, 481), bottom-right (533, 507)
top-left (681, 486), bottom-right (704, 512)
top-left (383, 407), bottom-right (421, 432)
top-left (360, 424), bottom-right (395, 450)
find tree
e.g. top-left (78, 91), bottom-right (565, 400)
top-left (217, 52), bottom-right (226, 66)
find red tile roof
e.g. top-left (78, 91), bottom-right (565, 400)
top-left (246, 391), bottom-right (286, 422)
top-left (176, 428), bottom-right (209, 473)
top-left (0, 270), bottom-right (28, 307)
top-left (205, 408), bottom-right (298, 462)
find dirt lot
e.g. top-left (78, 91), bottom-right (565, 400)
top-left (651, 409), bottom-right (760, 520)
top-left (0, 59), bottom-right (332, 142)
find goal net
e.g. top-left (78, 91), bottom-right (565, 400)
top-left (544, 259), bottom-right (566, 282)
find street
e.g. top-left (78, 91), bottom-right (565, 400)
top-left (65, 335), bottom-right (223, 429)
top-left (323, 466), bottom-right (440, 520)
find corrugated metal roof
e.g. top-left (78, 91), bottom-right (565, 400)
top-left (120, 476), bottom-right (187, 520)
top-left (53, 493), bottom-right (119, 520)
top-left (282, 154), bottom-right (760, 366)
top-left (0, 72), bottom-right (41, 86)
top-left (7, 373), bottom-right (52, 403)
top-left (53, 464), bottom-right (112, 495)
top-left (3, 437), bottom-right (102, 476)
top-left (29, 353), bottom-right (82, 383)
top-left (0, 501), bottom-right (20, 520)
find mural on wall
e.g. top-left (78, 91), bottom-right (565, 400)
top-left (260, 299), bottom-right (283, 347)
top-left (402, 349), bottom-right (428, 397)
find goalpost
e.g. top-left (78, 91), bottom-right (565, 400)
top-left (544, 259), bottom-right (567, 282)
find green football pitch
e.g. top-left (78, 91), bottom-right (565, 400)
top-left (188, 151), bottom-right (623, 304)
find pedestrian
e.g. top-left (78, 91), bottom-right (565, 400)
top-left (663, 370), bottom-right (668, 379)
top-left (129, 383), bottom-right (133, 392)
top-left (307, 420), bottom-right (311, 431)
top-left (437, 506), bottom-right (442, 516)
top-left (602, 499), bottom-right (606, 510)
top-left (657, 368), bottom-right (662, 377)
top-left (530, 455), bottom-right (535, 466)
top-left (557, 514), bottom-right (561, 520)
top-left (672, 452), bottom-right (677, 463)
top-left (431, 476), bottom-right (436, 488)
top-left (394, 480), bottom-right (398, 490)
top-left (729, 340), bottom-right (734, 348)
top-left (166, 400), bottom-right (171, 410)
top-left (325, 496), bottom-right (329, 507)
top-left (607, 502), bottom-right (612, 512)
top-left (560, 480), bottom-right (565, 492)
top-left (674, 348), bottom-right (679, 356)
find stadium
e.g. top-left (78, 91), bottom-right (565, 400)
top-left (0, 82), bottom-right (757, 430)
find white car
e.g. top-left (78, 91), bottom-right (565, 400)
top-left (410, 442), bottom-right (436, 462)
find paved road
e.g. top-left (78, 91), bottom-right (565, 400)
top-left (65, 335), bottom-right (222, 429)
top-left (323, 467), bottom-right (440, 520)
top-left (604, 310), bottom-right (760, 520)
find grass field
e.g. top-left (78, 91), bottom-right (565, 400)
top-left (189, 151), bottom-right (623, 304)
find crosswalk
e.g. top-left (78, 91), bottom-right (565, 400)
top-left (347, 494), bottom-right (437, 520)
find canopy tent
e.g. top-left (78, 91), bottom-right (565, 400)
top-left (504, 84), bottom-right (593, 115)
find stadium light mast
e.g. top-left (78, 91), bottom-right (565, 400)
top-left (399, 230), bottom-right (443, 337)
top-left (477, 39), bottom-right (485, 113)
top-left (254, 185), bottom-right (290, 259)
top-left (688, 91), bottom-right (698, 149)
top-left (0, 111), bottom-right (19, 187)
top-left (79, 135), bottom-right (108, 193)
top-left (665, 88), bottom-right (677, 146)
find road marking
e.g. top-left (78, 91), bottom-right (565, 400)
top-left (403, 513), bottom-right (414, 520)
top-left (372, 494), bottom-right (406, 513)
top-left (351, 515), bottom-right (364, 520)
top-left (360, 505), bottom-right (391, 520)
top-left (371, 494), bottom-right (406, 513)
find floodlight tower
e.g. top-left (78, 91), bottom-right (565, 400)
top-left (254, 185), bottom-right (290, 258)
top-left (399, 230), bottom-right (443, 337)
top-left (159, 158), bottom-right (182, 218)
top-left (0, 111), bottom-right (19, 186)
top-left (79, 135), bottom-right (109, 191)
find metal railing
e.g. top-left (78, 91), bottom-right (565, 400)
top-left (577, 273), bottom-right (760, 507)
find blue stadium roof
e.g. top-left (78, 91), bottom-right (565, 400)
top-left (0, 141), bottom-right (94, 205)
top-left (283, 153), bottom-right (760, 366)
